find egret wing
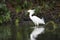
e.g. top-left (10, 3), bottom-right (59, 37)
top-left (32, 16), bottom-right (45, 24)
top-left (32, 16), bottom-right (42, 21)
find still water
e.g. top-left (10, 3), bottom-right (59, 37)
top-left (0, 24), bottom-right (32, 40)
top-left (0, 24), bottom-right (60, 40)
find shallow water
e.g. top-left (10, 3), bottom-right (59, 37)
top-left (0, 24), bottom-right (60, 40)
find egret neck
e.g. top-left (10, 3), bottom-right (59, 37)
top-left (29, 12), bottom-right (34, 18)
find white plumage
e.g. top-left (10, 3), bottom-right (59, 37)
top-left (27, 9), bottom-right (45, 26)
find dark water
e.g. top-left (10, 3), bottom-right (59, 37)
top-left (0, 24), bottom-right (32, 40)
top-left (0, 24), bottom-right (60, 40)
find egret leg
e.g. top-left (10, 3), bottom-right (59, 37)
top-left (34, 24), bottom-right (37, 28)
top-left (36, 24), bottom-right (39, 28)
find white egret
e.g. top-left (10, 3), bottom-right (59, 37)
top-left (27, 9), bottom-right (45, 27)
top-left (27, 9), bottom-right (45, 40)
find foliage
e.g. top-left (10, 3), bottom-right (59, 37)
top-left (0, 1), bottom-right (11, 23)
top-left (35, 1), bottom-right (55, 13)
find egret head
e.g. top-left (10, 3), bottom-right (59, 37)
top-left (27, 9), bottom-right (35, 13)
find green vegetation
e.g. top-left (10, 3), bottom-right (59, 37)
top-left (0, 1), bottom-right (11, 23)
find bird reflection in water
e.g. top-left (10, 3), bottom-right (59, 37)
top-left (30, 26), bottom-right (45, 40)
